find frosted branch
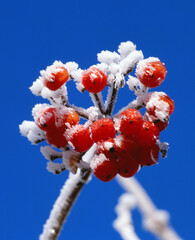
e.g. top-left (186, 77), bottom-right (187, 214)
top-left (39, 145), bottom-right (97, 240)
top-left (90, 92), bottom-right (106, 115)
top-left (113, 193), bottom-right (140, 240)
top-left (65, 103), bottom-right (89, 119)
top-left (116, 176), bottom-right (183, 240)
top-left (113, 98), bottom-right (145, 118)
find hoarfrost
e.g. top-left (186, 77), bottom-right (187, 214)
top-left (97, 50), bottom-right (121, 65)
top-left (118, 41), bottom-right (136, 58)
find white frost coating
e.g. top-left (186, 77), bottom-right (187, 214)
top-left (30, 77), bottom-right (44, 96)
top-left (118, 41), bottom-right (136, 58)
top-left (47, 162), bottom-right (66, 175)
top-left (136, 57), bottom-right (160, 79)
top-left (39, 170), bottom-right (88, 240)
top-left (71, 68), bottom-right (85, 92)
top-left (120, 50), bottom-right (144, 75)
top-left (113, 193), bottom-right (140, 240)
top-left (146, 92), bottom-right (170, 122)
top-left (127, 76), bottom-right (140, 91)
top-left (19, 121), bottom-right (45, 144)
top-left (89, 92), bottom-right (106, 112)
top-left (64, 61), bottom-right (78, 73)
top-left (96, 63), bottom-right (108, 73)
top-left (90, 153), bottom-right (108, 171)
top-left (40, 60), bottom-right (66, 83)
top-left (32, 103), bottom-right (51, 120)
top-left (97, 50), bottom-right (121, 65)
top-left (116, 176), bottom-right (183, 240)
top-left (40, 146), bottom-right (62, 161)
top-left (86, 107), bottom-right (101, 122)
top-left (40, 146), bottom-right (96, 240)
top-left (19, 120), bottom-right (35, 137)
top-left (127, 75), bottom-right (148, 96)
top-left (82, 143), bottom-right (97, 163)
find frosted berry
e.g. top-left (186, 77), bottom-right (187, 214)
top-left (136, 144), bottom-right (160, 166)
top-left (114, 135), bottom-right (138, 159)
top-left (44, 67), bottom-right (69, 91)
top-left (97, 138), bottom-right (119, 160)
top-left (144, 112), bottom-right (169, 132)
top-left (82, 67), bottom-right (107, 93)
top-left (91, 154), bottom-right (118, 182)
top-left (55, 108), bottom-right (79, 132)
top-left (36, 107), bottom-right (56, 131)
top-left (146, 92), bottom-right (174, 122)
top-left (46, 129), bottom-right (68, 148)
top-left (136, 58), bottom-right (166, 88)
top-left (65, 124), bottom-right (93, 152)
top-left (91, 118), bottom-right (116, 143)
top-left (136, 121), bottom-right (159, 147)
top-left (117, 156), bottom-right (139, 178)
top-left (118, 108), bottom-right (143, 136)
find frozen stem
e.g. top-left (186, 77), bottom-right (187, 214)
top-left (40, 145), bottom-right (97, 240)
top-left (105, 84), bottom-right (118, 115)
top-left (65, 103), bottom-right (89, 120)
top-left (40, 170), bottom-right (91, 240)
top-left (90, 92), bottom-right (106, 115)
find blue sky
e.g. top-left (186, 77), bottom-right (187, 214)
top-left (1, 0), bottom-right (195, 239)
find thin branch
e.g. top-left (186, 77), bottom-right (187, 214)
top-left (65, 103), bottom-right (89, 120)
top-left (116, 176), bottom-right (183, 240)
top-left (113, 193), bottom-right (140, 240)
top-left (39, 144), bottom-right (97, 240)
top-left (112, 98), bottom-right (145, 118)
top-left (105, 84), bottom-right (118, 115)
top-left (39, 170), bottom-right (91, 240)
top-left (90, 92), bottom-right (106, 115)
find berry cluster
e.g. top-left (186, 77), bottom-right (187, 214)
top-left (20, 41), bottom-right (174, 182)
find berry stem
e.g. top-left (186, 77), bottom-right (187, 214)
top-left (39, 144), bottom-right (97, 240)
top-left (105, 84), bottom-right (118, 115)
top-left (113, 98), bottom-right (145, 118)
top-left (90, 92), bottom-right (106, 115)
top-left (40, 169), bottom-right (92, 240)
top-left (65, 103), bottom-right (89, 120)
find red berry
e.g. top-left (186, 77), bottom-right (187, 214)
top-left (136, 58), bottom-right (166, 88)
top-left (136, 144), bottom-right (160, 166)
top-left (36, 107), bottom-right (56, 131)
top-left (97, 138), bottom-right (118, 160)
top-left (46, 129), bottom-right (68, 148)
top-left (90, 154), bottom-right (118, 182)
top-left (114, 135), bottom-right (138, 159)
top-left (118, 109), bottom-right (143, 136)
top-left (82, 67), bottom-right (107, 93)
top-left (154, 119), bottom-right (169, 132)
top-left (146, 92), bottom-right (174, 122)
top-left (44, 67), bottom-right (69, 91)
top-left (65, 124), bottom-right (93, 152)
top-left (144, 112), bottom-right (169, 132)
top-left (117, 156), bottom-right (139, 178)
top-left (55, 108), bottom-right (79, 132)
top-left (136, 121), bottom-right (159, 147)
top-left (91, 118), bottom-right (116, 143)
